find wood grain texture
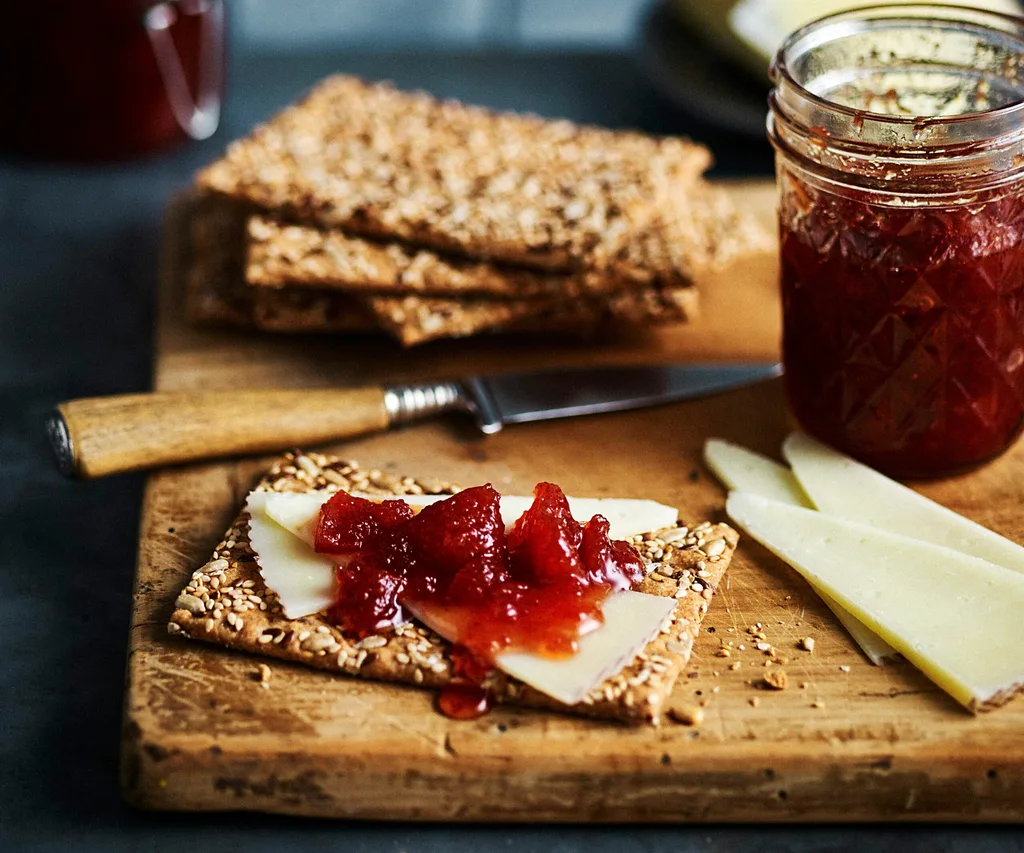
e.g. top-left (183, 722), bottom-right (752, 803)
top-left (121, 180), bottom-right (1024, 821)
top-left (59, 388), bottom-right (389, 478)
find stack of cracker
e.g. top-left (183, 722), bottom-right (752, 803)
top-left (187, 76), bottom-right (768, 346)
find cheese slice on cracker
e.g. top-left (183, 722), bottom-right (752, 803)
top-left (248, 488), bottom-right (684, 704)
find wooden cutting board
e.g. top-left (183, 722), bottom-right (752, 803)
top-left (121, 180), bottom-right (1024, 821)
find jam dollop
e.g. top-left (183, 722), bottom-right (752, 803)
top-left (780, 175), bottom-right (1024, 477)
top-left (315, 483), bottom-right (645, 674)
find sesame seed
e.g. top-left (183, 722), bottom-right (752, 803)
top-left (667, 705), bottom-right (704, 726)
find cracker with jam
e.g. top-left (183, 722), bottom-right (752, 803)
top-left (168, 451), bottom-right (737, 725)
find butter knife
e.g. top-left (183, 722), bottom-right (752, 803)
top-left (48, 362), bottom-right (781, 479)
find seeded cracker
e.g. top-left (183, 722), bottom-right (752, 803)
top-left (168, 452), bottom-right (738, 725)
top-left (244, 184), bottom-right (768, 296)
top-left (363, 287), bottom-right (698, 347)
top-left (187, 194), bottom-right (378, 332)
top-left (196, 75), bottom-right (712, 272)
top-left (187, 194), bottom-right (700, 344)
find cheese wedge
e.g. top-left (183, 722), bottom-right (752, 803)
top-left (784, 432), bottom-right (1024, 576)
top-left (246, 492), bottom-right (336, 619)
top-left (703, 439), bottom-right (899, 664)
top-left (408, 592), bottom-right (676, 706)
top-left (727, 491), bottom-right (1024, 712)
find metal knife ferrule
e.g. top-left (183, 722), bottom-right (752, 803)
top-left (383, 379), bottom-right (504, 434)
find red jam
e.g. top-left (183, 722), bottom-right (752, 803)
top-left (436, 683), bottom-right (491, 720)
top-left (315, 483), bottom-right (645, 716)
top-left (780, 176), bottom-right (1024, 477)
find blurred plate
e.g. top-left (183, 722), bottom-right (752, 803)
top-left (637, 0), bottom-right (772, 137)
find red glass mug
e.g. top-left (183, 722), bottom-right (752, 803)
top-left (2, 0), bottom-right (224, 160)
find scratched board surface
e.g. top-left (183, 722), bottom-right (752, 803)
top-left (121, 181), bottom-right (1024, 821)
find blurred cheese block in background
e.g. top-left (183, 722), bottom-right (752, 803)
top-left (672, 0), bottom-right (1023, 79)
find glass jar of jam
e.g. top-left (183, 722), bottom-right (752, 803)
top-left (2, 0), bottom-right (224, 161)
top-left (768, 4), bottom-right (1024, 477)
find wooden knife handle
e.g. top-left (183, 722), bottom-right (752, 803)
top-left (49, 387), bottom-right (390, 479)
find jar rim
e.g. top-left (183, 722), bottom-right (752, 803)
top-left (771, 3), bottom-right (1024, 130)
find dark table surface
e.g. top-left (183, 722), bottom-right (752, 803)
top-left (3, 47), bottom-right (1022, 853)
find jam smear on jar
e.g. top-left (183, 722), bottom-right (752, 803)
top-left (780, 174), bottom-right (1024, 477)
top-left (315, 483), bottom-right (645, 718)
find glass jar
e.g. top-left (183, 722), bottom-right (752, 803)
top-left (2, 0), bottom-right (224, 161)
top-left (768, 4), bottom-right (1024, 478)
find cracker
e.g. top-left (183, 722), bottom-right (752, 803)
top-left (187, 194), bottom-right (697, 344)
top-left (197, 75), bottom-right (712, 272)
top-left (186, 194), bottom-right (379, 333)
top-left (246, 215), bottom-right (591, 299)
top-left (244, 183), bottom-right (764, 297)
top-left (365, 285), bottom-right (698, 347)
top-left (168, 452), bottom-right (737, 725)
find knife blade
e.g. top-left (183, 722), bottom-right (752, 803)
top-left (48, 361), bottom-right (781, 479)
top-left (464, 362), bottom-right (782, 432)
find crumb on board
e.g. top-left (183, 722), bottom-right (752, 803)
top-left (799, 636), bottom-right (815, 652)
top-left (763, 670), bottom-right (788, 690)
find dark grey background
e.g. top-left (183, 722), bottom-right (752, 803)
top-left (2, 13), bottom-right (1023, 853)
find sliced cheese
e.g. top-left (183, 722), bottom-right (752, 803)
top-left (784, 432), bottom-right (1024, 575)
top-left (255, 490), bottom-right (677, 622)
top-left (409, 591), bottom-right (676, 706)
top-left (727, 491), bottom-right (1024, 711)
top-left (351, 492), bottom-right (679, 541)
top-left (260, 490), bottom-right (679, 549)
top-left (245, 492), bottom-right (336, 619)
top-left (703, 438), bottom-right (898, 665)
top-left (246, 488), bottom-right (682, 705)
top-left (262, 491), bottom-right (328, 545)
top-left (704, 438), bottom-right (813, 508)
